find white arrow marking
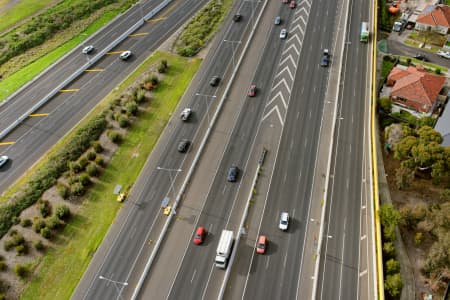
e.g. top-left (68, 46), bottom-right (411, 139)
top-left (286, 33), bottom-right (302, 46)
top-left (266, 90), bottom-right (288, 108)
top-left (271, 78), bottom-right (292, 94)
top-left (262, 105), bottom-right (284, 126)
top-left (275, 65), bottom-right (294, 81)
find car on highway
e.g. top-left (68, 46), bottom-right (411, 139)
top-left (437, 50), bottom-right (450, 59)
top-left (227, 166), bottom-right (239, 182)
top-left (177, 139), bottom-right (190, 153)
top-left (119, 50), bottom-right (132, 60)
top-left (0, 156), bottom-right (8, 168)
top-left (82, 45), bottom-right (94, 54)
top-left (233, 14), bottom-right (242, 22)
top-left (289, 0), bottom-right (296, 8)
top-left (413, 53), bottom-right (428, 61)
top-left (279, 212), bottom-right (289, 230)
top-left (180, 108), bottom-right (192, 121)
top-left (210, 76), bottom-right (220, 86)
top-left (248, 85), bottom-right (257, 97)
top-left (256, 235), bottom-right (267, 254)
top-left (193, 226), bottom-right (206, 244)
top-left (274, 16), bottom-right (281, 25)
top-left (280, 29), bottom-right (287, 39)
top-left (321, 49), bottom-right (330, 67)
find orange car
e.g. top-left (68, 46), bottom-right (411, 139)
top-left (256, 235), bottom-right (267, 254)
top-left (193, 227), bottom-right (206, 245)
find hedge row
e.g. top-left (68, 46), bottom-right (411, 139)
top-left (176, 0), bottom-right (225, 57)
top-left (0, 0), bottom-right (119, 67)
top-left (0, 114), bottom-right (107, 238)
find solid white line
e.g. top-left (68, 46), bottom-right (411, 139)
top-left (338, 220), bottom-right (347, 300)
top-left (191, 269), bottom-right (197, 283)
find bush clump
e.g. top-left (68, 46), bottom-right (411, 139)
top-left (0, 261), bottom-right (7, 271)
top-left (37, 200), bottom-right (52, 218)
top-left (13, 264), bottom-right (29, 278)
top-left (135, 88), bottom-right (146, 103)
top-left (15, 244), bottom-right (28, 256)
top-left (125, 101), bottom-right (138, 115)
top-left (32, 218), bottom-right (46, 233)
top-left (86, 163), bottom-right (99, 177)
top-left (34, 240), bottom-right (45, 252)
top-left (57, 184), bottom-right (70, 199)
top-left (55, 205), bottom-right (71, 221)
top-left (92, 141), bottom-right (103, 153)
top-left (95, 156), bottom-right (105, 167)
top-left (40, 227), bottom-right (51, 239)
top-left (46, 215), bottom-right (62, 230)
top-left (118, 114), bottom-right (130, 128)
top-left (86, 151), bottom-right (97, 161)
top-left (70, 182), bottom-right (85, 196)
top-left (107, 130), bottom-right (123, 144)
top-left (20, 219), bottom-right (32, 227)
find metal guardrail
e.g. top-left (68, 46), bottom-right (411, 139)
top-left (0, 0), bottom-right (172, 141)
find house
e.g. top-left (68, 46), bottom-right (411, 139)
top-left (386, 65), bottom-right (446, 116)
top-left (415, 4), bottom-right (450, 34)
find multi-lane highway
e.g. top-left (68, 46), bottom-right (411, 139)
top-left (0, 0), bottom-right (207, 192)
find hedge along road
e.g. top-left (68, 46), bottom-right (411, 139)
top-left (0, 0), bottom-right (209, 194)
top-left (20, 51), bottom-right (202, 300)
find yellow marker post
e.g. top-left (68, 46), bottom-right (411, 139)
top-left (129, 32), bottom-right (149, 37)
top-left (106, 51), bottom-right (125, 55)
top-left (0, 142), bottom-right (15, 146)
top-left (59, 89), bottom-right (79, 93)
top-left (29, 113), bottom-right (49, 117)
top-left (85, 69), bottom-right (104, 72)
top-left (146, 17), bottom-right (166, 23)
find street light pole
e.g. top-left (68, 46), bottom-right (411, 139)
top-left (195, 93), bottom-right (217, 127)
top-left (98, 275), bottom-right (128, 300)
top-left (156, 167), bottom-right (182, 201)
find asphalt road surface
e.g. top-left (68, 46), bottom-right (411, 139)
top-left (75, 1), bottom-right (265, 299)
top-left (0, 0), bottom-right (207, 192)
top-left (316, 0), bottom-right (374, 298)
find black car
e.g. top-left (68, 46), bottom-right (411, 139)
top-left (210, 76), bottom-right (220, 86)
top-left (320, 49), bottom-right (330, 67)
top-left (274, 16), bottom-right (281, 25)
top-left (233, 14), bottom-right (242, 22)
top-left (178, 139), bottom-right (190, 153)
top-left (413, 53), bottom-right (428, 61)
top-left (227, 166), bottom-right (239, 182)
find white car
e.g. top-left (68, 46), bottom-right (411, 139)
top-left (0, 155), bottom-right (9, 168)
top-left (279, 212), bottom-right (289, 230)
top-left (120, 50), bottom-right (132, 60)
top-left (82, 45), bottom-right (94, 54)
top-left (180, 108), bottom-right (192, 121)
top-left (280, 29), bottom-right (287, 39)
top-left (437, 50), bottom-right (450, 59)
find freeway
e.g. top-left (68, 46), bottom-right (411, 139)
top-left (316, 0), bottom-right (376, 298)
top-left (0, 0), bottom-right (207, 192)
top-left (74, 0), bottom-right (265, 299)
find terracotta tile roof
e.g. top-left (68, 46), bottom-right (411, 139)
top-left (416, 5), bottom-right (450, 28)
top-left (388, 66), bottom-right (446, 113)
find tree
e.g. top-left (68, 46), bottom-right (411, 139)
top-left (395, 166), bottom-right (414, 190)
top-left (416, 126), bottom-right (443, 144)
top-left (423, 231), bottom-right (450, 275)
top-left (386, 258), bottom-right (401, 274)
top-left (378, 97), bottom-right (392, 113)
top-left (411, 142), bottom-right (443, 169)
top-left (394, 136), bottom-right (417, 161)
top-left (384, 273), bottom-right (403, 297)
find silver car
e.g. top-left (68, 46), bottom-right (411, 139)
top-left (280, 29), bottom-right (287, 39)
top-left (82, 45), bottom-right (94, 54)
top-left (279, 212), bottom-right (289, 230)
top-left (0, 156), bottom-right (9, 168)
top-left (120, 50), bottom-right (132, 60)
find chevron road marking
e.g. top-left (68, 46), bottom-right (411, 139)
top-left (275, 65), bottom-right (295, 81)
top-left (271, 78), bottom-right (292, 94)
top-left (286, 33), bottom-right (302, 46)
top-left (266, 90), bottom-right (288, 109)
top-left (279, 54), bottom-right (298, 68)
top-left (262, 105), bottom-right (284, 126)
top-left (282, 43), bottom-right (300, 56)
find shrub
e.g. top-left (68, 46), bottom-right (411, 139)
top-left (125, 101), bottom-right (138, 115)
top-left (158, 60), bottom-right (168, 73)
top-left (55, 205), bottom-right (71, 220)
top-left (57, 184), bottom-right (70, 199)
top-left (78, 173), bottom-right (91, 187)
top-left (4, 240), bottom-right (14, 251)
top-left (92, 141), bottom-right (103, 153)
top-left (37, 200), bottom-right (52, 218)
top-left (414, 232), bottom-right (424, 245)
top-left (40, 227), bottom-right (51, 239)
top-left (150, 75), bottom-right (159, 86)
top-left (95, 156), bottom-right (105, 167)
top-left (70, 182), bottom-right (85, 196)
top-left (21, 219), bottom-right (32, 227)
top-left (78, 157), bottom-right (88, 170)
top-left (383, 242), bottom-right (396, 259)
top-left (107, 130), bottom-right (123, 144)
top-left (15, 244), bottom-right (28, 256)
top-left (12, 216), bottom-right (20, 225)
top-left (0, 262), bottom-right (7, 271)
top-left (13, 264), bottom-right (28, 278)
top-left (384, 273), bottom-right (403, 298)
top-left (435, 68), bottom-right (441, 74)
top-left (385, 258), bottom-right (401, 275)
top-left (69, 161), bottom-right (82, 174)
top-left (32, 218), bottom-right (46, 233)
top-left (118, 115), bottom-right (130, 128)
top-left (86, 163), bottom-right (99, 177)
top-left (34, 240), bottom-right (45, 252)
top-left (86, 151), bottom-right (97, 161)
top-left (46, 215), bottom-right (61, 230)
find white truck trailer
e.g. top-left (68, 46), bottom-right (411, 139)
top-left (215, 230), bottom-right (234, 269)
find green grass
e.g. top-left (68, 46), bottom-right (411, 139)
top-left (0, 9), bottom-right (119, 101)
top-left (381, 58), bottom-right (396, 79)
top-left (399, 56), bottom-right (448, 73)
top-left (0, 0), bottom-right (56, 33)
top-left (20, 51), bottom-right (201, 300)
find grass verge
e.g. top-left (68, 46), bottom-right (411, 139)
top-left (399, 56), bottom-right (448, 73)
top-left (0, 0), bottom-right (56, 33)
top-left (0, 8), bottom-right (121, 101)
top-left (19, 51), bottom-right (201, 299)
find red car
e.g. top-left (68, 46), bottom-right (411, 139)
top-left (256, 235), bottom-right (267, 254)
top-left (193, 226), bottom-right (206, 245)
top-left (248, 85), bottom-right (257, 97)
top-left (289, 0), bottom-right (296, 8)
